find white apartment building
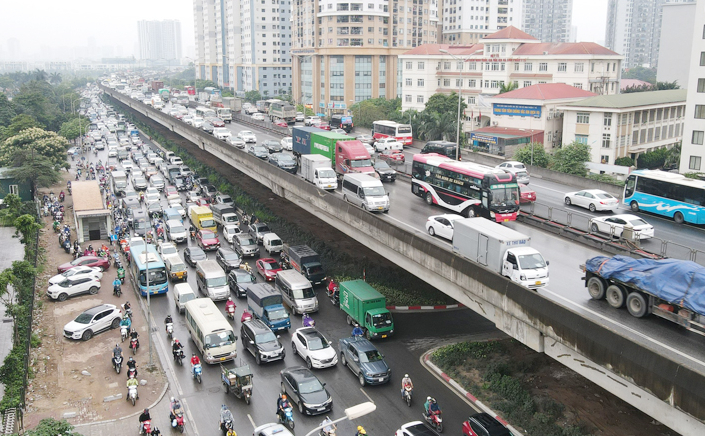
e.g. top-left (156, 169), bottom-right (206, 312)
top-left (560, 89), bottom-right (686, 165)
top-left (657, 2), bottom-right (697, 87)
top-left (193, 0), bottom-right (291, 95)
top-left (441, 0), bottom-right (523, 45)
top-left (137, 20), bottom-right (183, 62)
top-left (291, 0), bottom-right (439, 116)
top-left (399, 26), bottom-right (622, 129)
top-left (522, 0), bottom-right (573, 43)
top-left (679, 0), bottom-right (705, 173)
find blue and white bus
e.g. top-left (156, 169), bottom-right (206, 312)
top-left (129, 244), bottom-right (169, 296)
top-left (624, 169), bottom-right (705, 224)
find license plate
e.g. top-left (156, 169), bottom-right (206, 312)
top-left (377, 207), bottom-right (383, 210)
top-left (535, 281), bottom-right (542, 285)
top-left (379, 378), bottom-right (384, 382)
top-left (220, 357), bottom-right (226, 361)
top-left (382, 334), bottom-right (387, 338)
top-left (504, 219), bottom-right (509, 222)
top-left (317, 407), bottom-right (326, 411)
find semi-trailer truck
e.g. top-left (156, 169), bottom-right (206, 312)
top-left (292, 127), bottom-right (376, 179)
top-left (452, 218), bottom-right (549, 289)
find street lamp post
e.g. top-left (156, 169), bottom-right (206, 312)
top-left (303, 402), bottom-right (377, 436)
top-left (439, 49), bottom-right (464, 161)
top-left (146, 256), bottom-right (154, 367)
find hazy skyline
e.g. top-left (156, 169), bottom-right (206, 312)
top-left (0, 0), bottom-right (608, 61)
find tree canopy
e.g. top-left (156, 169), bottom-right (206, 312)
top-left (622, 66), bottom-right (657, 84)
top-left (512, 143), bottom-right (550, 168)
top-left (59, 117), bottom-right (90, 141)
top-left (1, 127), bottom-right (69, 169)
top-left (551, 141), bottom-right (591, 176)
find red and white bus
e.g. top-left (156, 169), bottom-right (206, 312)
top-left (411, 153), bottom-right (520, 222)
top-left (372, 120), bottom-right (413, 145)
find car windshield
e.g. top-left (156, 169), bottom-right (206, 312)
top-left (319, 169), bottom-right (336, 178)
top-left (170, 262), bottom-right (186, 273)
top-left (139, 268), bottom-right (168, 286)
top-left (190, 250), bottom-right (207, 260)
top-left (256, 225), bottom-right (270, 232)
top-left (278, 156), bottom-right (295, 164)
top-left (292, 286), bottom-right (315, 299)
top-left (375, 161), bottom-right (391, 170)
top-left (350, 159), bottom-right (372, 168)
top-left (362, 186), bottom-right (386, 197)
top-left (596, 193), bottom-right (615, 199)
top-left (518, 253), bottom-right (547, 270)
top-left (269, 308), bottom-right (289, 321)
top-left (204, 330), bottom-right (236, 349)
top-left (161, 246), bottom-right (177, 255)
top-left (255, 332), bottom-right (277, 343)
top-left (372, 312), bottom-right (393, 328)
top-left (134, 220), bottom-right (147, 229)
top-left (360, 349), bottom-right (383, 363)
top-left (207, 276), bottom-right (228, 287)
top-left (298, 379), bottom-right (324, 394)
top-left (264, 261), bottom-right (280, 270)
top-left (223, 252), bottom-right (240, 261)
top-left (307, 335), bottom-right (329, 351)
top-left (234, 271), bottom-right (254, 283)
top-left (170, 225), bottom-right (185, 233)
top-left (240, 237), bottom-right (255, 246)
top-left (253, 146), bottom-right (267, 153)
top-left (74, 313), bottom-right (94, 324)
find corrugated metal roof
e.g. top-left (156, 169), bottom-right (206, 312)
top-left (562, 89), bottom-right (687, 109)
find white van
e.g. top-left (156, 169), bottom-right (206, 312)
top-left (263, 233), bottom-right (283, 255)
top-left (341, 173), bottom-right (390, 213)
top-left (184, 298), bottom-right (237, 363)
top-left (164, 254), bottom-right (188, 282)
top-left (196, 260), bottom-right (229, 301)
top-left (173, 282), bottom-right (196, 313)
top-left (275, 269), bottom-right (318, 315)
top-left (170, 156), bottom-right (184, 166)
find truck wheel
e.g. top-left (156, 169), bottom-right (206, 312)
top-left (586, 277), bottom-right (606, 300)
top-left (606, 284), bottom-right (626, 308)
top-left (626, 292), bottom-right (648, 318)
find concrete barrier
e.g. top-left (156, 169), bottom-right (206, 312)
top-left (104, 88), bottom-right (705, 434)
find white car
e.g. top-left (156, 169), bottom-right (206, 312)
top-left (496, 161), bottom-right (530, 184)
top-left (165, 220), bottom-right (188, 244)
top-left (192, 117), bottom-right (205, 128)
top-left (213, 127), bottom-right (232, 140)
top-left (48, 266), bottom-right (103, 285)
top-left (281, 137), bottom-right (293, 151)
top-left (237, 130), bottom-right (257, 143)
top-left (363, 142), bottom-right (375, 156)
top-left (425, 214), bottom-right (465, 240)
top-left (589, 214), bottom-right (655, 240)
top-left (47, 276), bottom-right (102, 302)
top-left (187, 190), bottom-right (201, 203)
top-left (295, 112), bottom-right (305, 122)
top-left (291, 327), bottom-right (338, 369)
top-left (158, 241), bottom-right (179, 257)
top-left (304, 116), bottom-right (321, 126)
top-left (374, 137), bottom-right (404, 152)
top-left (564, 189), bottom-right (619, 212)
top-left (63, 304), bottom-right (122, 341)
top-left (121, 160), bottom-right (134, 172)
top-left (94, 141), bottom-right (105, 150)
top-left (227, 136), bottom-right (246, 149)
top-left (145, 187), bottom-right (160, 204)
top-left (223, 224), bottom-right (242, 244)
top-left (251, 113), bottom-right (265, 121)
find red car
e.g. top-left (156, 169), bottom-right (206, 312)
top-left (57, 256), bottom-right (111, 274)
top-left (518, 183), bottom-right (536, 204)
top-left (196, 229), bottom-right (221, 251)
top-left (195, 198), bottom-right (210, 207)
top-left (316, 123), bottom-right (331, 131)
top-left (209, 117), bottom-right (226, 127)
top-left (378, 149), bottom-right (405, 163)
top-left (274, 121), bottom-right (288, 128)
top-left (165, 186), bottom-right (178, 197)
top-left (256, 258), bottom-right (283, 281)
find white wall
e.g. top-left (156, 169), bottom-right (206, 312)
top-left (680, 0), bottom-right (705, 173)
top-left (657, 3), bottom-right (697, 87)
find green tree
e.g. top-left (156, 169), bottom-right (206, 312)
top-left (512, 143), bottom-right (550, 168)
top-left (498, 81), bottom-right (518, 94)
top-left (0, 114), bottom-right (43, 143)
top-left (424, 93), bottom-right (465, 116)
top-left (1, 127), bottom-right (69, 170)
top-left (622, 66), bottom-right (657, 84)
top-left (32, 69), bottom-right (48, 82)
top-left (654, 81), bottom-right (679, 90)
top-left (614, 156), bottom-right (634, 167)
top-left (244, 90), bottom-right (262, 104)
top-left (59, 117), bottom-right (90, 141)
top-left (49, 72), bottom-right (62, 84)
top-left (12, 80), bottom-right (61, 130)
top-left (0, 93), bottom-right (16, 127)
top-left (24, 418), bottom-right (83, 436)
top-left (622, 84), bottom-right (653, 93)
top-left (551, 141), bottom-right (591, 176)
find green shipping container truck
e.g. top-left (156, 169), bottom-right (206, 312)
top-left (339, 280), bottom-right (394, 339)
top-left (309, 132), bottom-right (350, 161)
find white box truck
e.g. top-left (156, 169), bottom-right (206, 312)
top-left (301, 154), bottom-right (338, 190)
top-left (452, 218), bottom-right (549, 289)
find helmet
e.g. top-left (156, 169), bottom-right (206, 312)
top-left (192, 353), bottom-right (196, 357)
top-left (144, 408), bottom-right (149, 413)
top-left (128, 357), bottom-right (134, 361)
top-left (228, 297), bottom-right (232, 301)
top-left (357, 427), bottom-right (366, 434)
top-left (281, 395), bottom-right (287, 400)
top-left (427, 396), bottom-right (432, 401)
top-left (171, 397), bottom-right (175, 402)
top-left (175, 339), bottom-right (179, 344)
top-left (404, 374), bottom-right (409, 378)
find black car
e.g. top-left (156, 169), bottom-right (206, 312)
top-left (374, 161), bottom-right (397, 182)
top-left (241, 319), bottom-right (285, 364)
top-left (280, 366), bottom-right (332, 415)
top-left (248, 145), bottom-right (269, 160)
top-left (146, 201), bottom-right (162, 217)
top-left (183, 246), bottom-right (208, 267)
top-left (421, 141), bottom-right (459, 160)
top-left (201, 184), bottom-right (217, 198)
top-left (263, 140), bottom-right (282, 153)
top-left (268, 153), bottom-right (297, 174)
top-left (216, 247), bottom-right (241, 272)
top-left (201, 122), bottom-right (215, 134)
top-left (228, 268), bottom-right (256, 298)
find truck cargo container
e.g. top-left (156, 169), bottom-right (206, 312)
top-left (189, 205), bottom-right (217, 232)
top-left (211, 204), bottom-right (239, 227)
top-left (150, 80), bottom-right (164, 92)
top-left (452, 218), bottom-right (549, 289)
top-left (300, 154), bottom-right (337, 190)
top-left (247, 283), bottom-right (291, 332)
top-left (339, 280), bottom-right (393, 339)
top-left (280, 244), bottom-right (326, 285)
top-left (292, 127), bottom-right (376, 179)
top-left (269, 101), bottom-right (297, 124)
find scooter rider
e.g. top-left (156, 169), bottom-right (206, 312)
top-left (165, 314), bottom-right (173, 333)
top-left (225, 297), bottom-right (236, 315)
top-left (113, 276), bottom-right (122, 294)
top-left (351, 324), bottom-right (364, 337)
top-left (139, 408), bottom-right (151, 434)
top-left (277, 394), bottom-right (291, 421)
top-left (112, 343), bottom-right (123, 366)
top-left (320, 416), bottom-right (336, 436)
top-left (170, 397), bottom-right (183, 423)
top-left (190, 353), bottom-right (201, 376)
top-left (424, 397), bottom-right (440, 416)
top-left (130, 329), bottom-right (140, 348)
top-left (219, 404), bottom-right (235, 433)
top-left (127, 374), bottom-right (139, 398)
top-left (401, 374), bottom-right (414, 399)
top-left (172, 339), bottom-right (184, 361)
top-left (120, 315), bottom-right (132, 332)
top-left (355, 426), bottom-right (367, 436)
top-left (126, 356), bottom-right (137, 378)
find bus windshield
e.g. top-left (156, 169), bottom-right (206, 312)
top-left (139, 268), bottom-right (168, 286)
top-left (490, 184), bottom-right (519, 207)
top-left (204, 330), bottom-right (236, 349)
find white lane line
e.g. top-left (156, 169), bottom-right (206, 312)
top-left (542, 287), bottom-right (705, 367)
top-left (359, 387), bottom-right (375, 403)
top-left (182, 398), bottom-right (199, 436)
top-left (155, 332), bottom-right (184, 396)
top-left (247, 414), bottom-right (257, 429)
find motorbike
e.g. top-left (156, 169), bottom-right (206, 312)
top-left (192, 363), bottom-right (202, 384)
top-left (127, 384), bottom-right (139, 406)
top-left (140, 419), bottom-right (152, 435)
top-left (303, 313), bottom-right (315, 328)
top-left (327, 286), bottom-right (339, 307)
top-left (278, 406), bottom-right (295, 430)
top-left (130, 337), bottom-right (139, 355)
top-left (174, 349), bottom-right (185, 366)
top-left (423, 409), bottom-right (443, 433)
top-left (127, 366), bottom-right (137, 380)
top-left (165, 322), bottom-right (174, 340)
top-left (189, 230), bottom-right (196, 241)
top-left (113, 355), bottom-right (122, 374)
top-left (63, 240), bottom-right (72, 254)
top-left (59, 192), bottom-right (65, 202)
top-left (120, 324), bottom-right (129, 342)
top-left (220, 418), bottom-right (234, 436)
top-left (320, 427), bottom-right (336, 436)
top-left (226, 304), bottom-right (235, 320)
top-left (114, 283), bottom-right (122, 298)
top-left (123, 304), bottom-right (133, 320)
top-left (241, 310), bottom-right (253, 323)
top-left (170, 409), bottom-right (185, 433)
top-left (403, 386), bottom-right (413, 407)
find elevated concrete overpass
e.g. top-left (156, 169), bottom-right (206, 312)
top-left (102, 87), bottom-right (705, 435)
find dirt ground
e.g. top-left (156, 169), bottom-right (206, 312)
top-left (443, 339), bottom-right (680, 436)
top-left (25, 169), bottom-right (166, 428)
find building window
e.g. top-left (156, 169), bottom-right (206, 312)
top-left (602, 134), bottom-right (611, 148)
top-left (573, 83), bottom-right (582, 89)
top-left (693, 130), bottom-right (705, 145)
top-left (523, 81), bottom-right (532, 87)
top-left (418, 62), bottom-right (425, 70)
top-left (574, 63), bottom-right (584, 72)
top-left (558, 62), bottom-right (567, 72)
top-left (700, 52), bottom-right (705, 66)
top-left (443, 79), bottom-right (450, 86)
top-left (604, 113), bottom-right (612, 127)
top-left (514, 62), bottom-right (520, 71)
top-left (405, 78), bottom-right (412, 86)
top-left (405, 94), bottom-right (412, 102)
top-left (524, 62), bottom-right (532, 72)
top-left (443, 62), bottom-right (451, 70)
top-left (547, 131), bottom-right (552, 142)
top-left (405, 62), bottom-right (412, 69)
top-left (576, 112), bottom-right (590, 124)
top-left (467, 96), bottom-right (476, 105)
top-left (457, 61), bottom-right (464, 71)
top-left (468, 79), bottom-right (476, 87)
top-left (698, 78), bottom-right (705, 93)
top-left (418, 79), bottom-right (425, 87)
top-left (8, 185), bottom-right (18, 195)
top-left (696, 105), bottom-right (705, 119)
top-left (539, 63), bottom-right (548, 72)
top-left (456, 79), bottom-right (462, 87)
top-left (601, 155), bottom-right (610, 164)
top-left (690, 156), bottom-right (702, 170)
top-left (655, 127), bottom-right (661, 141)
top-left (575, 135), bottom-right (588, 144)
top-left (417, 95), bottom-right (424, 103)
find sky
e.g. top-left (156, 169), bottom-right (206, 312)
top-left (0, 0), bottom-right (608, 61)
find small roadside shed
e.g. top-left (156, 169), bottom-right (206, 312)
top-left (72, 181), bottom-right (111, 243)
top-left (0, 167), bottom-right (33, 202)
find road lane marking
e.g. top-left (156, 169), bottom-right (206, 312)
top-left (247, 414), bottom-right (257, 429)
top-left (182, 398), bottom-right (199, 436)
top-left (155, 332), bottom-right (184, 396)
top-left (359, 387), bottom-right (375, 403)
top-left (541, 287), bottom-right (705, 368)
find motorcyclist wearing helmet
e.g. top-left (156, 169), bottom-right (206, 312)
top-left (120, 314), bottom-right (132, 332)
top-left (190, 353), bottom-right (201, 376)
top-left (113, 277), bottom-right (122, 293)
top-left (356, 426), bottom-right (367, 436)
top-left (172, 339), bottom-right (184, 361)
top-left (165, 314), bottom-right (173, 333)
top-left (225, 297), bottom-right (236, 313)
top-left (127, 356), bottom-right (137, 378)
top-left (219, 404), bottom-right (235, 433)
top-left (170, 397), bottom-right (183, 421)
top-left (127, 374), bottom-right (139, 398)
top-left (401, 374), bottom-right (413, 399)
top-left (424, 397), bottom-right (440, 416)
top-left (113, 343), bottom-right (123, 360)
top-left (139, 408), bottom-right (151, 434)
top-left (351, 324), bottom-right (364, 337)
top-left (277, 394), bottom-right (291, 420)
top-left (130, 328), bottom-right (140, 349)
top-left (320, 416), bottom-right (336, 436)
